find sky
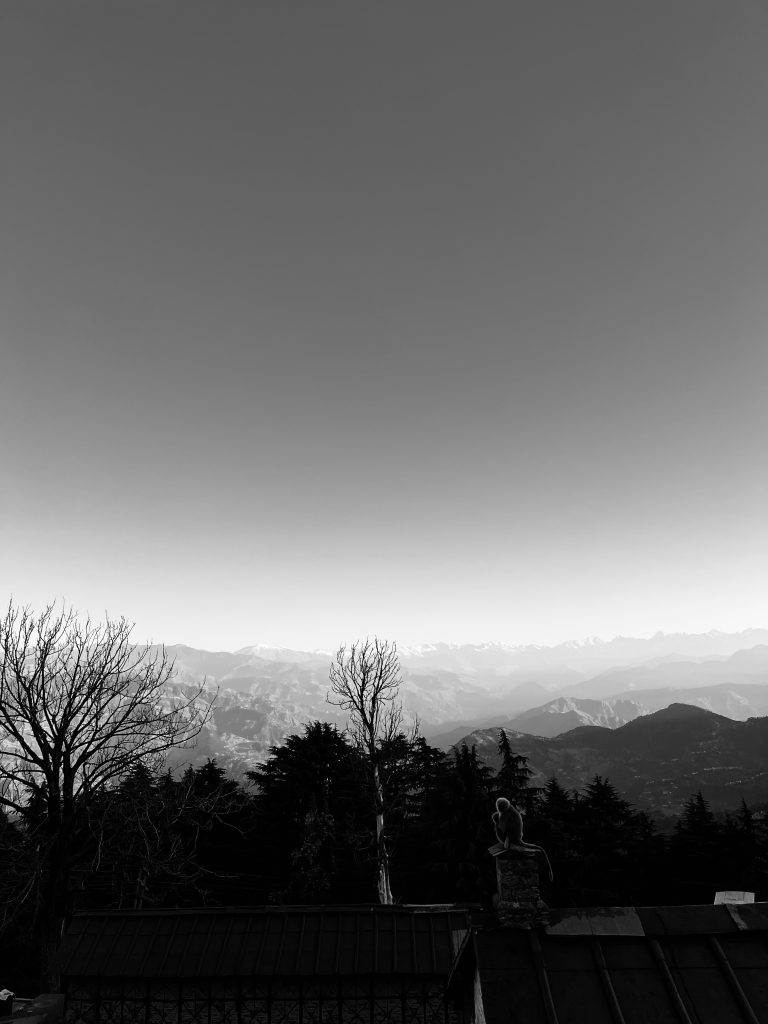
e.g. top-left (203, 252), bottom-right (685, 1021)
top-left (2, 1), bottom-right (767, 652)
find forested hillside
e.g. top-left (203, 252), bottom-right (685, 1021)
top-left (459, 705), bottom-right (768, 815)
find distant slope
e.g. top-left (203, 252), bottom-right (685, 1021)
top-left (160, 646), bottom-right (541, 775)
top-left (495, 683), bottom-right (768, 739)
top-left (457, 705), bottom-right (768, 816)
top-left (610, 682), bottom-right (768, 720)
top-left (564, 645), bottom-right (768, 698)
top-left (162, 643), bottom-right (565, 738)
top-left (503, 696), bottom-right (648, 737)
top-left (162, 682), bottom-right (309, 778)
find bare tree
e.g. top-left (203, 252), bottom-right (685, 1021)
top-left (0, 601), bottom-right (210, 986)
top-left (327, 637), bottom-right (406, 904)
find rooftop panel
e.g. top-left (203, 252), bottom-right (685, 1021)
top-left (546, 907), bottom-right (644, 937)
top-left (57, 907), bottom-right (469, 980)
top-left (638, 904), bottom-right (738, 936)
top-left (466, 905), bottom-right (768, 1024)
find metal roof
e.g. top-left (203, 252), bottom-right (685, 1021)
top-left (456, 903), bottom-right (768, 1024)
top-left (56, 906), bottom-right (470, 979)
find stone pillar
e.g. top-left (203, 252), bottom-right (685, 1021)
top-left (494, 848), bottom-right (548, 928)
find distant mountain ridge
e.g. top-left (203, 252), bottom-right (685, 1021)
top-left (563, 645), bottom-right (768, 698)
top-left (153, 630), bottom-right (768, 785)
top-left (456, 704), bottom-right (768, 816)
top-left (477, 680), bottom-right (768, 740)
top-left (500, 696), bottom-right (649, 738)
top-left (395, 630), bottom-right (768, 678)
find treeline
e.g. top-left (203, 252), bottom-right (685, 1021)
top-left (242, 723), bottom-right (768, 910)
top-left (2, 723), bottom-right (768, 991)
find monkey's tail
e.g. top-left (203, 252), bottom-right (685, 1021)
top-left (533, 845), bottom-right (554, 883)
top-left (541, 848), bottom-right (553, 883)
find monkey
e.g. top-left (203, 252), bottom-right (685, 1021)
top-left (492, 796), bottom-right (553, 882)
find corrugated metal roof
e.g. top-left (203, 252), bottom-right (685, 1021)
top-left (546, 908), bottom-right (644, 937)
top-left (460, 903), bottom-right (768, 1024)
top-left (58, 901), bottom-right (768, 1023)
top-left (56, 906), bottom-right (469, 980)
top-left (637, 903), bottom-right (740, 937)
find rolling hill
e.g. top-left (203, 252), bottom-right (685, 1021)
top-left (457, 704), bottom-right (768, 817)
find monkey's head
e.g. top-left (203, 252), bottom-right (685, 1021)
top-left (496, 796), bottom-right (524, 815)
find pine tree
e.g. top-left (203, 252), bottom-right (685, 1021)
top-left (572, 776), bottom-right (648, 906)
top-left (447, 745), bottom-right (496, 901)
top-left (248, 722), bottom-right (371, 902)
top-left (670, 791), bottom-right (724, 903)
top-left (677, 791), bottom-right (718, 837)
top-left (495, 730), bottom-right (542, 814)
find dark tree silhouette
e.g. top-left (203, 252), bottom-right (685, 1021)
top-left (446, 744), bottom-right (496, 901)
top-left (670, 791), bottom-right (726, 903)
top-left (572, 776), bottom-right (641, 904)
top-left (0, 602), bottom-right (209, 987)
top-left (248, 722), bottom-right (370, 902)
top-left (495, 731), bottom-right (543, 814)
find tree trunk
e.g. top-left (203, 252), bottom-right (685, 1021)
top-left (38, 912), bottom-right (65, 992)
top-left (36, 824), bottom-right (70, 991)
top-left (373, 764), bottom-right (393, 904)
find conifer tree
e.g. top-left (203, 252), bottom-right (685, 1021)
top-left (249, 722), bottom-right (370, 902)
top-left (495, 730), bottom-right (542, 813)
top-left (670, 791), bottom-right (724, 903)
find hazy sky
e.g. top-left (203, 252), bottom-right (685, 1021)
top-left (2, 1), bottom-right (766, 651)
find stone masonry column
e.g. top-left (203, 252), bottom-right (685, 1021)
top-left (494, 847), bottom-right (549, 928)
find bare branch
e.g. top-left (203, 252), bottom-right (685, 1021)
top-left (327, 636), bottom-right (406, 905)
top-left (0, 599), bottom-right (214, 982)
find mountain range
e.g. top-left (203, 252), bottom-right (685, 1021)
top-left (431, 679), bottom-right (768, 744)
top-left (155, 631), bottom-right (768, 803)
